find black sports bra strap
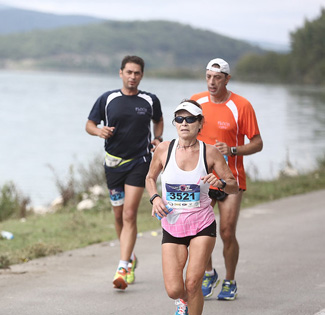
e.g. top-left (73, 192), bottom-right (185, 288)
top-left (203, 142), bottom-right (209, 174)
top-left (164, 139), bottom-right (176, 171)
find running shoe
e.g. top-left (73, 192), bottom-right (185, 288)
top-left (113, 267), bottom-right (128, 290)
top-left (202, 269), bottom-right (220, 298)
top-left (175, 299), bottom-right (188, 315)
top-left (126, 255), bottom-right (138, 284)
top-left (217, 280), bottom-right (237, 300)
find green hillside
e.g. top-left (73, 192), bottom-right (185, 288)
top-left (0, 20), bottom-right (264, 77)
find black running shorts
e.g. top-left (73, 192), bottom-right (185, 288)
top-left (104, 159), bottom-right (150, 190)
top-left (162, 220), bottom-right (217, 247)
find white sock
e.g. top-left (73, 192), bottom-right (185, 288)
top-left (205, 269), bottom-right (215, 276)
top-left (225, 279), bottom-right (236, 284)
top-left (117, 260), bottom-right (129, 271)
top-left (130, 252), bottom-right (135, 261)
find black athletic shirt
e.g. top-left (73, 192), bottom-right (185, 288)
top-left (88, 89), bottom-right (162, 161)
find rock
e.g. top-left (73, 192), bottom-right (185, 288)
top-left (50, 196), bottom-right (64, 209)
top-left (278, 166), bottom-right (299, 178)
top-left (89, 185), bottom-right (105, 197)
top-left (77, 199), bottom-right (95, 211)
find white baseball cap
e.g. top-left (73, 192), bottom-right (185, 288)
top-left (174, 101), bottom-right (202, 116)
top-left (206, 58), bottom-right (230, 74)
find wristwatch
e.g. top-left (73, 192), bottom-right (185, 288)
top-left (219, 179), bottom-right (227, 189)
top-left (150, 193), bottom-right (161, 204)
top-left (230, 146), bottom-right (237, 156)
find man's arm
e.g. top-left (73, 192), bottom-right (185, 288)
top-left (215, 134), bottom-right (263, 156)
top-left (151, 117), bottom-right (164, 151)
top-left (153, 117), bottom-right (164, 140)
top-left (85, 120), bottom-right (115, 139)
top-left (232, 134), bottom-right (263, 156)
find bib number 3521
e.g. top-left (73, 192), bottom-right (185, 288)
top-left (165, 183), bottom-right (200, 209)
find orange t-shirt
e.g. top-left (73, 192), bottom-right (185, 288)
top-left (191, 91), bottom-right (260, 190)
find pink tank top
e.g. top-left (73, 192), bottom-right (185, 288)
top-left (161, 139), bottom-right (215, 237)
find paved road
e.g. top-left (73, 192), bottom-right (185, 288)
top-left (1, 190), bottom-right (325, 315)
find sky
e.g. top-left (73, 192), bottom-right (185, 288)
top-left (1, 0), bottom-right (324, 46)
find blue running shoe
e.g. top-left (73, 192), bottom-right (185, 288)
top-left (175, 299), bottom-right (188, 315)
top-left (217, 280), bottom-right (237, 300)
top-left (202, 269), bottom-right (220, 298)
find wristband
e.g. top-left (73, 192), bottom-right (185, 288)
top-left (219, 179), bottom-right (227, 189)
top-left (230, 146), bottom-right (237, 156)
top-left (150, 193), bottom-right (161, 204)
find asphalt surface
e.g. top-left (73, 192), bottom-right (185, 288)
top-left (1, 190), bottom-right (325, 315)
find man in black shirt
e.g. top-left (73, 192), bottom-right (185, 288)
top-left (86, 55), bottom-right (164, 290)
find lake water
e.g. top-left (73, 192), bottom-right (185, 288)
top-left (1, 70), bottom-right (325, 206)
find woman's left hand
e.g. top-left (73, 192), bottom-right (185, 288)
top-left (201, 173), bottom-right (220, 188)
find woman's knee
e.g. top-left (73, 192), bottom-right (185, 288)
top-left (185, 276), bottom-right (201, 297)
top-left (165, 283), bottom-right (184, 299)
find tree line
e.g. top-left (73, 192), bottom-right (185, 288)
top-left (235, 8), bottom-right (325, 85)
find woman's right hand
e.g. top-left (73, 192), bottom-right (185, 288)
top-left (152, 198), bottom-right (168, 219)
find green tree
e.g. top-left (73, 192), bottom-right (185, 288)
top-left (290, 8), bottom-right (325, 84)
top-left (236, 7), bottom-right (325, 85)
top-left (236, 52), bottom-right (291, 82)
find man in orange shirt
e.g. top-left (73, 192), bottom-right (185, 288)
top-left (191, 58), bottom-right (263, 300)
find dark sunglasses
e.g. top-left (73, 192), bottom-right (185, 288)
top-left (174, 116), bottom-right (199, 124)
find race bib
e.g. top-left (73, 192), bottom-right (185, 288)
top-left (165, 183), bottom-right (200, 209)
top-left (109, 187), bottom-right (125, 206)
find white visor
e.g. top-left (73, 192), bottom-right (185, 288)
top-left (174, 102), bottom-right (202, 116)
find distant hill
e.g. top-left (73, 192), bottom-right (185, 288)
top-left (0, 6), bottom-right (104, 34)
top-left (0, 6), bottom-right (266, 77)
top-left (247, 40), bottom-right (290, 53)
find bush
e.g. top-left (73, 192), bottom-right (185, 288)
top-left (0, 182), bottom-right (22, 221)
top-left (47, 153), bottom-right (107, 208)
top-left (0, 254), bottom-right (10, 269)
top-left (77, 153), bottom-right (106, 192)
